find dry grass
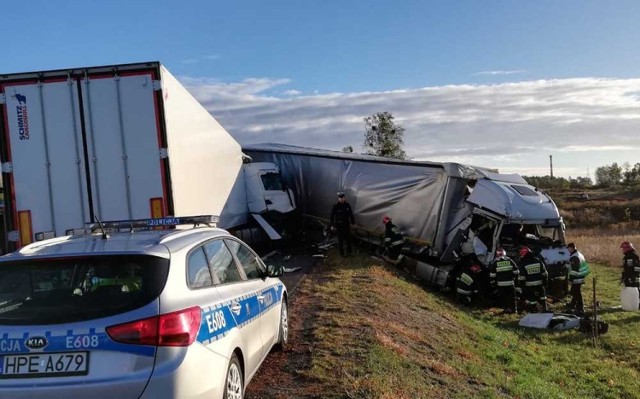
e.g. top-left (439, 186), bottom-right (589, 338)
top-left (557, 189), bottom-right (640, 228)
top-left (566, 222), bottom-right (640, 268)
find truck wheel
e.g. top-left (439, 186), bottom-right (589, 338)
top-left (275, 300), bottom-right (289, 351)
top-left (224, 354), bottom-right (243, 399)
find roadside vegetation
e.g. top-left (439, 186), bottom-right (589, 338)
top-left (247, 249), bottom-right (640, 399)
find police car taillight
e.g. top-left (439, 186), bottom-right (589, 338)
top-left (106, 307), bottom-right (202, 347)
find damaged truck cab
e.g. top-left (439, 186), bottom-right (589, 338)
top-left (437, 174), bottom-right (569, 295)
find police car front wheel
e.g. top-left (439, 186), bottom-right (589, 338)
top-left (275, 300), bottom-right (289, 351)
top-left (224, 353), bottom-right (243, 399)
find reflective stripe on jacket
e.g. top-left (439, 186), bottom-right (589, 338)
top-left (489, 256), bottom-right (518, 287)
top-left (518, 254), bottom-right (548, 288)
top-left (569, 250), bottom-right (590, 286)
top-left (456, 272), bottom-right (478, 296)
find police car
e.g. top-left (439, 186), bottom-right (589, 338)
top-left (0, 216), bottom-right (288, 399)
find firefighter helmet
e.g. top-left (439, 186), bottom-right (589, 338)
top-left (382, 216), bottom-right (391, 224)
top-left (621, 241), bottom-right (635, 253)
top-left (495, 247), bottom-right (506, 257)
top-left (519, 246), bottom-right (531, 258)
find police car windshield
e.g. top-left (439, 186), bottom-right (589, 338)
top-left (0, 255), bottom-right (169, 325)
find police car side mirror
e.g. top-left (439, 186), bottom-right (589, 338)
top-left (266, 264), bottom-right (284, 278)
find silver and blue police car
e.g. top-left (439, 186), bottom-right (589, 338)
top-left (0, 216), bottom-right (288, 399)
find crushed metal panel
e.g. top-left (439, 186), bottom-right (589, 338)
top-left (467, 179), bottom-right (560, 220)
top-left (251, 213), bottom-right (282, 240)
top-left (518, 313), bottom-right (554, 329)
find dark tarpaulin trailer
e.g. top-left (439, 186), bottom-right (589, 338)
top-left (243, 143), bottom-right (491, 258)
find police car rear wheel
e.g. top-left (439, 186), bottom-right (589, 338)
top-left (275, 300), bottom-right (288, 351)
top-left (224, 354), bottom-right (243, 399)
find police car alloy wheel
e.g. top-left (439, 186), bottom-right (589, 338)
top-left (276, 300), bottom-right (289, 350)
top-left (224, 354), bottom-right (243, 399)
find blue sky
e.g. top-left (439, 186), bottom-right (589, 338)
top-left (2, 1), bottom-right (640, 178)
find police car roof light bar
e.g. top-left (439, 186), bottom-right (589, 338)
top-left (87, 215), bottom-right (219, 232)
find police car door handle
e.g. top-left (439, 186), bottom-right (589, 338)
top-left (257, 295), bottom-right (265, 302)
top-left (230, 303), bottom-right (242, 312)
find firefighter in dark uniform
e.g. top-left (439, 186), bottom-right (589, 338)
top-left (382, 216), bottom-right (405, 264)
top-left (567, 243), bottom-right (589, 315)
top-left (620, 241), bottom-right (640, 301)
top-left (489, 247), bottom-right (519, 312)
top-left (518, 246), bottom-right (549, 312)
top-left (456, 258), bottom-right (482, 306)
top-left (330, 192), bottom-right (355, 257)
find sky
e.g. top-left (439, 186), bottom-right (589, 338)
top-left (2, 0), bottom-right (640, 179)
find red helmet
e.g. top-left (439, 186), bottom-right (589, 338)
top-left (519, 246), bottom-right (531, 258)
top-left (495, 247), bottom-right (506, 257)
top-left (470, 264), bottom-right (482, 273)
top-left (621, 241), bottom-right (635, 252)
top-left (382, 216), bottom-right (391, 224)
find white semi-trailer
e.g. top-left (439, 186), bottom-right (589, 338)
top-left (0, 62), bottom-right (292, 252)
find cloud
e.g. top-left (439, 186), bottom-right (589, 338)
top-left (474, 70), bottom-right (526, 76)
top-left (179, 76), bottom-right (640, 177)
top-left (283, 89), bottom-right (302, 96)
top-left (181, 54), bottom-right (222, 64)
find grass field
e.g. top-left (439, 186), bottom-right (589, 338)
top-left (247, 249), bottom-right (640, 399)
top-left (566, 225), bottom-right (640, 269)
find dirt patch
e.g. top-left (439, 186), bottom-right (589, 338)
top-left (245, 260), bottom-right (339, 399)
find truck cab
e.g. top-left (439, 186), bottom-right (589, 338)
top-left (243, 162), bottom-right (296, 215)
top-left (445, 176), bottom-right (570, 295)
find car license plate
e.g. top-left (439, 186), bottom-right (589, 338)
top-left (0, 351), bottom-right (89, 378)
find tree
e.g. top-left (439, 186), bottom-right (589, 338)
top-left (595, 163), bottom-right (623, 187)
top-left (623, 163), bottom-right (640, 185)
top-left (363, 112), bottom-right (406, 159)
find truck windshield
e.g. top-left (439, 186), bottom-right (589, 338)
top-left (0, 255), bottom-right (169, 325)
top-left (537, 226), bottom-right (563, 242)
top-left (260, 172), bottom-right (284, 191)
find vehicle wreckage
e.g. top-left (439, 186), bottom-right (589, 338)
top-left (244, 143), bottom-right (570, 296)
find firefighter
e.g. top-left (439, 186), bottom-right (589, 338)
top-left (456, 259), bottom-right (482, 306)
top-left (382, 216), bottom-right (405, 264)
top-left (489, 247), bottom-right (519, 313)
top-left (620, 241), bottom-right (640, 301)
top-left (566, 243), bottom-right (589, 315)
top-left (330, 192), bottom-right (355, 257)
top-left (518, 246), bottom-right (549, 312)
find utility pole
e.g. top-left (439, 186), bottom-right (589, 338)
top-left (549, 155), bottom-right (554, 178)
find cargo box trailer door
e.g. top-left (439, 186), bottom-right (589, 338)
top-left (0, 78), bottom-right (90, 247)
top-left (80, 71), bottom-right (167, 222)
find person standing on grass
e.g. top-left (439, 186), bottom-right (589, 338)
top-left (518, 246), bottom-right (549, 312)
top-left (330, 192), bottom-right (355, 257)
top-left (489, 247), bottom-right (519, 313)
top-left (567, 243), bottom-right (590, 315)
top-left (620, 241), bottom-right (640, 302)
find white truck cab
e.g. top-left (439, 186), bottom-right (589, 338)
top-left (243, 162), bottom-right (296, 215)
